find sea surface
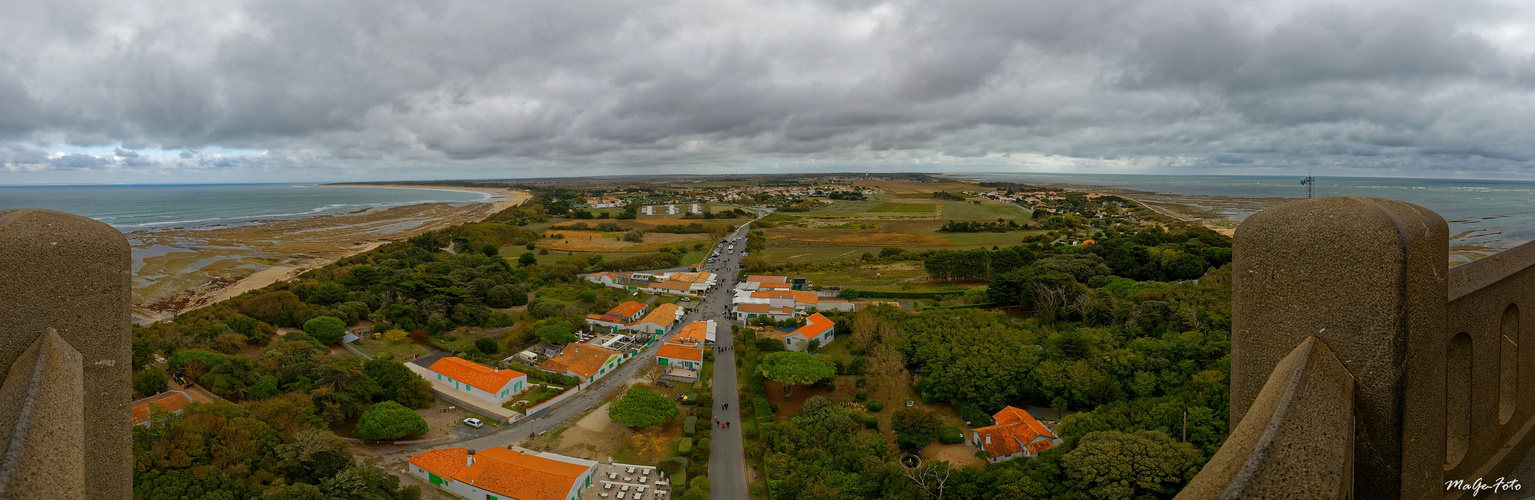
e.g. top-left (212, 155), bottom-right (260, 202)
top-left (0, 184), bottom-right (487, 231)
top-left (961, 173), bottom-right (1535, 252)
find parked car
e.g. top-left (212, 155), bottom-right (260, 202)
top-left (680, 297), bottom-right (692, 302)
top-left (463, 417), bottom-right (483, 428)
top-left (657, 380), bottom-right (674, 388)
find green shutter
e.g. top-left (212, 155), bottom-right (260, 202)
top-left (429, 473), bottom-right (444, 485)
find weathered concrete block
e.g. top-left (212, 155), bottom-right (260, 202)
top-left (0, 209), bottom-right (130, 500)
top-left (1232, 196), bottom-right (1446, 499)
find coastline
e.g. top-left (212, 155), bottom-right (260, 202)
top-left (133, 185), bottom-right (530, 324)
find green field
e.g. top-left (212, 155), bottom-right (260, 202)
top-left (940, 201), bottom-right (1031, 220)
top-left (870, 202), bottom-right (936, 213)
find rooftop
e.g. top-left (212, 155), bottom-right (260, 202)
top-left (631, 303), bottom-right (681, 327)
top-left (607, 301), bottom-right (646, 318)
top-left (974, 406), bottom-right (1057, 458)
top-left (790, 312), bottom-right (835, 340)
top-left (540, 344), bottom-right (622, 379)
top-left (131, 390), bottom-right (193, 425)
top-left (427, 357), bottom-right (524, 392)
top-left (657, 343), bottom-right (703, 362)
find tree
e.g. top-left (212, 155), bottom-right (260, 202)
top-left (758, 351), bottom-right (834, 396)
top-left (474, 337), bottom-right (500, 355)
top-left (240, 291), bottom-right (312, 327)
top-left (608, 386), bottom-right (679, 428)
top-left (354, 401), bottom-right (429, 440)
top-left (1062, 430), bottom-right (1204, 498)
top-left (133, 368), bottom-right (168, 397)
top-left (891, 407), bottom-right (942, 448)
top-left (536, 324), bottom-right (577, 344)
top-left (276, 429), bottom-right (356, 484)
top-left (519, 252), bottom-right (538, 266)
top-left (480, 243), bottom-right (500, 257)
top-left (384, 329), bottom-right (408, 343)
top-left (304, 316), bottom-right (348, 345)
top-left (632, 429), bottom-right (670, 462)
top-left (363, 359), bottom-right (434, 408)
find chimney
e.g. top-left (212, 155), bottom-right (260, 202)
top-left (467, 449), bottom-right (476, 466)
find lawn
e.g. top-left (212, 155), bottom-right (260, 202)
top-left (352, 336), bottom-right (430, 361)
top-left (503, 384), bottom-right (571, 413)
top-left (870, 202), bottom-right (937, 213)
top-left (937, 200), bottom-right (1032, 220)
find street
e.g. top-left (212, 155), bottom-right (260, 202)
top-left (704, 224), bottom-right (750, 500)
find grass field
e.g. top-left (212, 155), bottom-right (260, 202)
top-left (870, 202), bottom-right (936, 213)
top-left (940, 201), bottom-right (1031, 220)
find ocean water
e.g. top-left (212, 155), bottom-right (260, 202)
top-left (961, 173), bottom-right (1535, 250)
top-left (0, 184), bottom-right (487, 231)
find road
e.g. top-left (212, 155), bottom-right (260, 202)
top-left (704, 224), bottom-right (751, 500)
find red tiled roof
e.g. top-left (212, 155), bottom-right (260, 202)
top-left (631, 303), bottom-right (680, 327)
top-left (607, 301), bottom-right (646, 318)
top-left (975, 406), bottom-right (1057, 458)
top-left (657, 343), bottom-right (703, 362)
top-left (791, 313), bottom-right (835, 340)
top-left (674, 321), bottom-right (709, 345)
top-left (428, 357), bottom-right (524, 392)
top-left (131, 391), bottom-right (193, 425)
top-left (409, 448), bottom-right (469, 480)
top-left (539, 344), bottom-right (621, 379)
top-left (411, 448), bottom-right (591, 500)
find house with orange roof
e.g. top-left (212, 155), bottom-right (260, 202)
top-left (733, 302), bottom-right (795, 323)
top-left (426, 357), bottom-right (528, 406)
top-left (409, 447), bottom-right (598, 500)
top-left (585, 301), bottom-right (648, 331)
top-left (539, 344), bottom-right (625, 386)
top-left (657, 343), bottom-right (704, 371)
top-left (783, 312), bottom-right (836, 352)
top-left (971, 406), bottom-right (1060, 463)
top-left (132, 390), bottom-right (194, 426)
top-left (627, 302), bottom-right (682, 335)
top-left (671, 320), bottom-right (716, 345)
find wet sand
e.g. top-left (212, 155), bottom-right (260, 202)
top-left (131, 186), bottom-right (530, 324)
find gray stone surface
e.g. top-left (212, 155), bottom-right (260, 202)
top-left (1177, 337), bottom-right (1353, 499)
top-left (0, 209), bottom-right (131, 499)
top-left (0, 330), bottom-right (84, 498)
top-left (1230, 196), bottom-right (1446, 498)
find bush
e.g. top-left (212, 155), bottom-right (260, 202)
top-left (855, 377), bottom-right (866, 388)
top-left (354, 401), bottom-right (429, 440)
top-left (303, 316), bottom-right (348, 345)
top-left (855, 390), bottom-right (868, 402)
top-left (474, 337), bottom-right (500, 355)
top-left (866, 400), bottom-right (884, 412)
top-left (956, 402), bottom-right (995, 427)
top-left (133, 369), bottom-right (168, 397)
top-left (677, 437), bottom-right (693, 454)
top-left (863, 416), bottom-right (880, 429)
top-left (939, 426), bottom-right (966, 444)
top-left (753, 397), bottom-right (772, 417)
top-left (684, 416), bottom-right (698, 435)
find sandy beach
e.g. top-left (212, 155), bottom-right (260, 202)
top-left (131, 185), bottom-right (530, 324)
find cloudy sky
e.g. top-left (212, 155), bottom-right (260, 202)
top-left (5, 0), bottom-right (1535, 183)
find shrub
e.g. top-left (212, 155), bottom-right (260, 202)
top-left (855, 390), bottom-right (868, 402)
top-left (354, 401), bottom-right (429, 440)
top-left (684, 416), bottom-right (698, 435)
top-left (474, 337), bottom-right (500, 355)
top-left (939, 426), bottom-right (966, 444)
top-left (863, 416), bottom-right (880, 429)
top-left (677, 437), bottom-right (693, 454)
top-left (866, 400), bottom-right (884, 412)
top-left (133, 369), bottom-right (168, 397)
top-left (855, 378), bottom-right (866, 388)
top-left (303, 316), bottom-right (348, 345)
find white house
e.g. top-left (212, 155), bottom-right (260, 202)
top-left (425, 357), bottom-right (527, 406)
top-left (409, 447), bottom-right (597, 500)
top-left (783, 312), bottom-right (836, 351)
top-left (972, 406), bottom-right (1060, 463)
top-left (539, 344), bottom-right (625, 386)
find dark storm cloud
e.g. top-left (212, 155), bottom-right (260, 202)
top-left (4, 0), bottom-right (1535, 181)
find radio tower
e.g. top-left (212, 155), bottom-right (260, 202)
top-left (1301, 173), bottom-right (1316, 198)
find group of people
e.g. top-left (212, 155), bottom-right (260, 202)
top-left (715, 345), bottom-right (731, 353)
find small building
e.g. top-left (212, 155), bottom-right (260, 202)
top-left (408, 447), bottom-right (598, 500)
top-left (972, 406), bottom-right (1060, 463)
top-left (132, 390), bottom-right (194, 426)
top-left (585, 301), bottom-right (648, 331)
top-left (672, 320), bottom-right (715, 346)
top-left (426, 357), bottom-right (528, 406)
top-left (784, 312), bottom-right (836, 351)
top-left (657, 343), bottom-right (704, 371)
top-left (539, 344), bottom-right (624, 385)
top-left (734, 302), bottom-right (795, 323)
top-left (627, 303), bottom-right (682, 335)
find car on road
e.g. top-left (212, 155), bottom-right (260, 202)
top-left (681, 297), bottom-right (692, 302)
top-left (463, 417), bottom-right (484, 428)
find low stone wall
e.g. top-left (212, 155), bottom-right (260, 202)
top-left (525, 386), bottom-right (581, 416)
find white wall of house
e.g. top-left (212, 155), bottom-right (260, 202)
top-left (429, 372), bottom-right (527, 406)
top-left (658, 356), bottom-right (701, 370)
top-left (410, 462), bottom-right (595, 500)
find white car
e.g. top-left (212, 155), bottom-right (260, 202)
top-left (463, 417), bottom-right (484, 428)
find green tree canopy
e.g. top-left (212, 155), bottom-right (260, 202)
top-left (536, 324), bottom-right (577, 345)
top-left (133, 368), bottom-right (168, 397)
top-left (891, 407), bottom-right (942, 448)
top-left (354, 401), bottom-right (429, 440)
top-left (608, 386), bottom-right (679, 428)
top-left (758, 351), bottom-right (834, 395)
top-left (1062, 430), bottom-right (1204, 498)
top-left (303, 316), bottom-right (348, 345)
top-left (363, 359), bottom-right (435, 408)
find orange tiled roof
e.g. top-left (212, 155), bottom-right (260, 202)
top-left (737, 303), bottom-right (771, 313)
top-left (409, 448), bottom-right (469, 480)
top-left (758, 282), bottom-right (792, 290)
top-left (975, 406), bottom-right (1057, 458)
top-left (539, 344), bottom-right (621, 379)
top-left (652, 280), bottom-right (695, 291)
top-left (674, 321), bottom-right (709, 344)
top-left (607, 301), bottom-right (646, 318)
top-left (131, 391), bottom-right (193, 425)
top-left (791, 291), bottom-right (819, 304)
top-left (412, 448), bottom-right (590, 500)
top-left (746, 275), bottom-right (788, 283)
top-left (791, 313), bottom-right (835, 340)
top-left (657, 343), bottom-right (703, 362)
top-left (631, 303), bottom-right (680, 327)
top-left (428, 357), bottom-right (524, 392)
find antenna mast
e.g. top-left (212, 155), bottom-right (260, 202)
top-left (1301, 173), bottom-right (1316, 199)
